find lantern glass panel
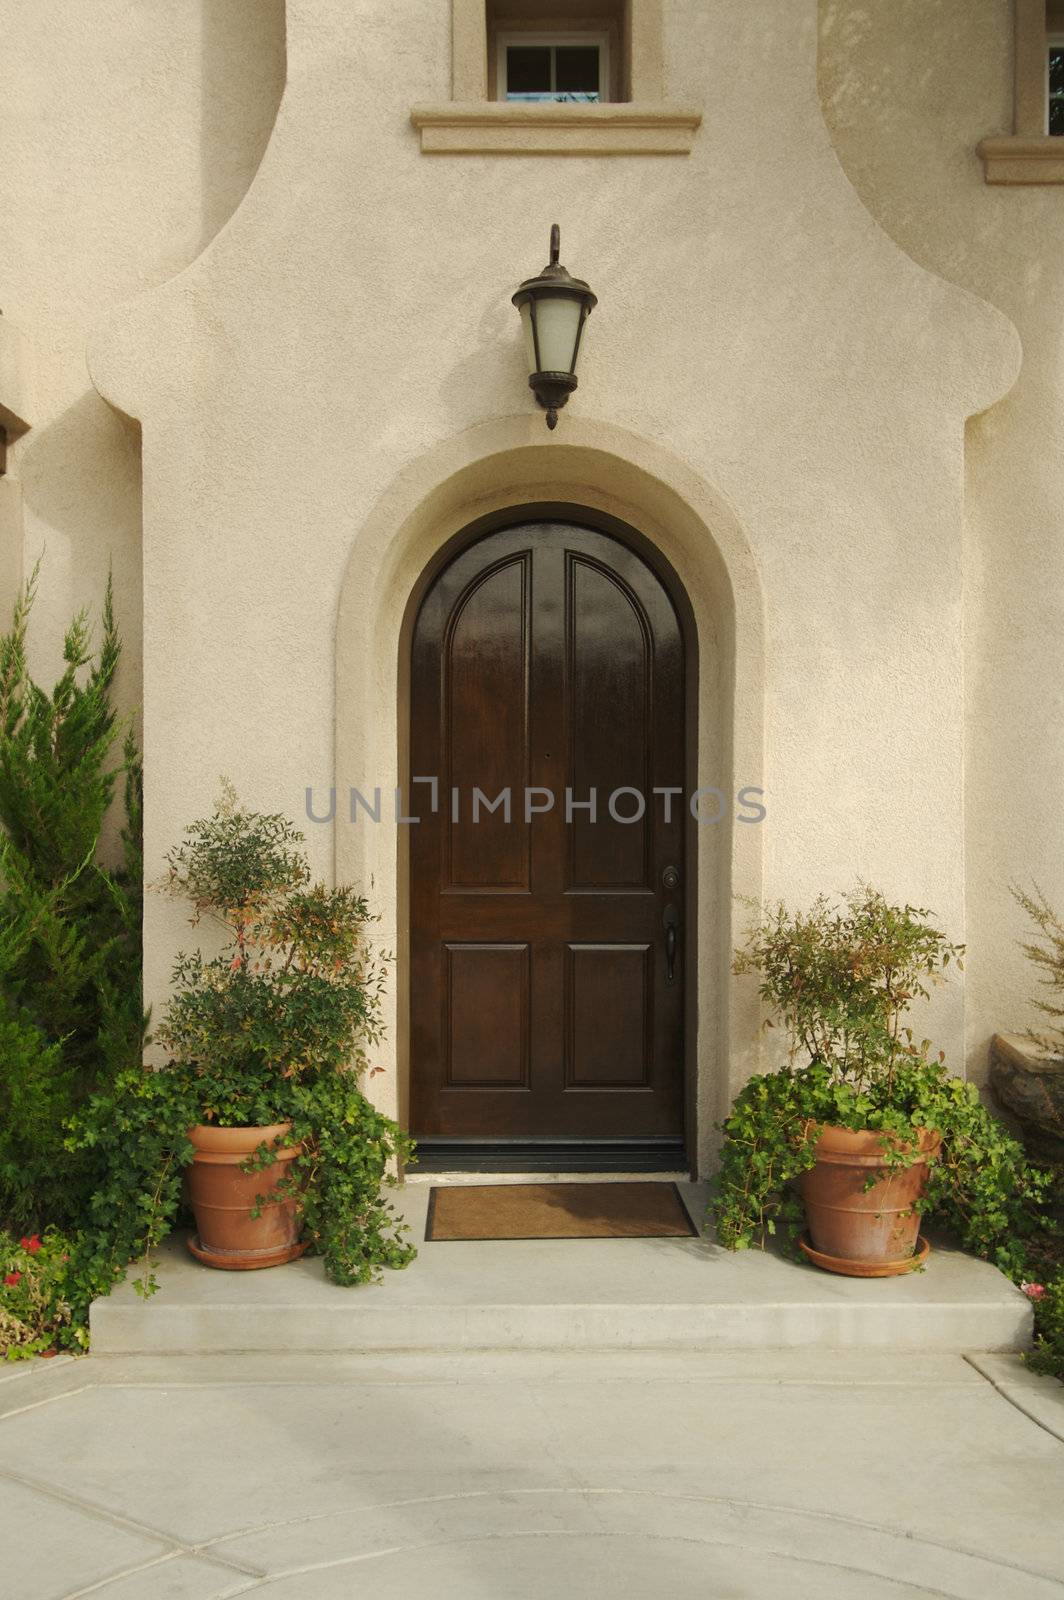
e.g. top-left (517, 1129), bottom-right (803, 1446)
top-left (519, 301), bottom-right (538, 373)
top-left (532, 294), bottom-right (585, 374)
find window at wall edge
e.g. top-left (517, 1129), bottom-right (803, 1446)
top-left (1049, 34), bottom-right (1064, 136)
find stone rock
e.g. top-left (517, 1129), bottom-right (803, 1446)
top-left (990, 1034), bottom-right (1064, 1164)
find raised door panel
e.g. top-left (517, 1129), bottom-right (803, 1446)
top-left (565, 943), bottom-right (652, 1088)
top-left (567, 555), bottom-right (652, 892)
top-left (445, 943), bottom-right (531, 1088)
top-left (445, 554), bottom-right (531, 892)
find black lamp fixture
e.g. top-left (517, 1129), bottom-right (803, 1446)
top-left (512, 224), bottom-right (598, 429)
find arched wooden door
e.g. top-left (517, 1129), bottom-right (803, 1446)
top-left (409, 520), bottom-right (688, 1169)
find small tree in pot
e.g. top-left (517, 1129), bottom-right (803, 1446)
top-left (70, 787), bottom-right (415, 1289)
top-left (712, 887), bottom-right (1046, 1277)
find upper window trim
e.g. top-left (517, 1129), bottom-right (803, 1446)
top-left (496, 30), bottom-right (611, 105)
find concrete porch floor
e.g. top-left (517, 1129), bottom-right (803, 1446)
top-left (90, 1180), bottom-right (1034, 1355)
top-left (2, 1346), bottom-right (1063, 1598)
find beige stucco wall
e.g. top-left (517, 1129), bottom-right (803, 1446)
top-left (0, 0), bottom-right (285, 759)
top-left (818, 0), bottom-right (1064, 1082)
top-left (5, 1), bottom-right (1060, 1160)
top-left (78, 0), bottom-right (1021, 1169)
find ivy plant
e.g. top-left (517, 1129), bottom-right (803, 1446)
top-left (68, 788), bottom-right (415, 1296)
top-left (712, 888), bottom-right (1050, 1281)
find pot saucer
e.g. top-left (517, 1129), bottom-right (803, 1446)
top-left (798, 1232), bottom-right (930, 1278)
top-left (186, 1234), bottom-right (308, 1271)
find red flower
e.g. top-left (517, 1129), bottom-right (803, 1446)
top-left (20, 1235), bottom-right (41, 1255)
top-left (1021, 1282), bottom-right (1047, 1301)
top-left (4, 1272), bottom-right (21, 1287)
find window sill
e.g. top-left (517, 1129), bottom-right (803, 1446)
top-left (410, 101), bottom-right (702, 156)
top-left (977, 136), bottom-right (1064, 185)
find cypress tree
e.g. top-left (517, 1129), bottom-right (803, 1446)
top-left (0, 565), bottom-right (144, 1229)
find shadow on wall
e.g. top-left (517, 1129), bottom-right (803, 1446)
top-left (200, 0), bottom-right (287, 250)
top-left (17, 390), bottom-right (141, 679)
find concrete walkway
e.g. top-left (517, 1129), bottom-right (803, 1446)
top-left (2, 1348), bottom-right (1063, 1599)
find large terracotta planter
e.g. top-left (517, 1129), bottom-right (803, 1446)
top-left (185, 1123), bottom-right (305, 1270)
top-left (796, 1124), bottom-right (941, 1278)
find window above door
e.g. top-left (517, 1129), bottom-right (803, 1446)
top-left (498, 34), bottom-right (609, 104)
top-left (411, 0), bottom-right (701, 156)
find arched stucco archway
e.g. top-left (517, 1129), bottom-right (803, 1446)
top-left (336, 416), bottom-right (766, 1174)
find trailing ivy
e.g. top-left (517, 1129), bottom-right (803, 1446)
top-left (712, 888), bottom-right (1055, 1312)
top-left (712, 1058), bottom-right (1048, 1279)
top-left (67, 788), bottom-right (414, 1297)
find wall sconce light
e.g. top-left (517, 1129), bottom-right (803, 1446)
top-left (512, 224), bottom-right (597, 429)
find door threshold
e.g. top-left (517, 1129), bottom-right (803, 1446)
top-left (405, 1171), bottom-right (690, 1186)
top-left (409, 1137), bottom-right (689, 1175)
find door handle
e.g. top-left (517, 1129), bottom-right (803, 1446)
top-left (663, 905), bottom-right (680, 985)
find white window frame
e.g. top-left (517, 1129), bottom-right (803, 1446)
top-left (496, 31), bottom-right (611, 105)
top-left (1049, 34), bottom-right (1064, 135)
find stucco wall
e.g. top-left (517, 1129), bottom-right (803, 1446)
top-left (79, 0), bottom-right (1020, 1166)
top-left (0, 0), bottom-right (285, 754)
top-left (818, 0), bottom-right (1064, 1080)
top-left (5, 1), bottom-right (1058, 1156)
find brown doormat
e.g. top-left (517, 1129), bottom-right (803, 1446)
top-left (425, 1181), bottom-right (697, 1242)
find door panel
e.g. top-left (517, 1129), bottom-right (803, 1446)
top-left (565, 943), bottom-right (652, 1088)
top-left (410, 521), bottom-right (686, 1150)
top-left (568, 556), bottom-right (651, 891)
top-left (445, 554), bottom-right (530, 892)
top-left (444, 944), bottom-right (530, 1088)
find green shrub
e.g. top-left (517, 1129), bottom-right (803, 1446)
top-left (712, 889), bottom-right (1051, 1283)
top-left (1024, 1277), bottom-right (1064, 1380)
top-left (69, 788), bottom-right (414, 1296)
top-left (1012, 884), bottom-right (1064, 1057)
top-left (0, 568), bottom-right (144, 1231)
top-left (0, 1229), bottom-right (82, 1358)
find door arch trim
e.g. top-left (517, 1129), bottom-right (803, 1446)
top-left (334, 416), bottom-right (766, 1177)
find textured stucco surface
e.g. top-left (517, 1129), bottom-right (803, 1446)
top-left (83, 0), bottom-right (1020, 1168)
top-left (0, 0), bottom-right (285, 756)
top-left (818, 0), bottom-right (1064, 1082)
top-left (5, 1), bottom-right (1061, 1164)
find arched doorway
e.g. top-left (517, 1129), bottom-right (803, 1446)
top-left (408, 513), bottom-right (695, 1171)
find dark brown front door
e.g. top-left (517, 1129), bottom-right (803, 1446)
top-left (409, 520), bottom-right (687, 1167)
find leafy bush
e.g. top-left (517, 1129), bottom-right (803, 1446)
top-left (70, 788), bottom-right (414, 1294)
top-left (0, 1230), bottom-right (82, 1359)
top-left (1012, 884), bottom-right (1064, 1058)
top-left (712, 889), bottom-right (1050, 1281)
top-left (1023, 1277), bottom-right (1064, 1379)
top-left (0, 568), bottom-right (144, 1231)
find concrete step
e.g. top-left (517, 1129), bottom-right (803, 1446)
top-left (89, 1181), bottom-right (1033, 1355)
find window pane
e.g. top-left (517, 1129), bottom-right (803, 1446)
top-left (1052, 47), bottom-right (1064, 135)
top-left (555, 46), bottom-right (600, 101)
top-left (506, 46), bottom-right (552, 100)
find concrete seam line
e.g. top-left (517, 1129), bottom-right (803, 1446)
top-left (964, 1354), bottom-right (1064, 1447)
top-left (0, 1381), bottom-right (93, 1422)
top-left (59, 1549), bottom-right (258, 1600)
top-left (0, 1459), bottom-right (189, 1556)
top-left (195, 1485), bottom-right (1064, 1587)
top-left (186, 1524), bottom-right (1045, 1598)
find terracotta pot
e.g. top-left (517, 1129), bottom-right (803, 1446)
top-left (796, 1123), bottom-right (941, 1277)
top-left (185, 1122), bottom-right (305, 1270)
